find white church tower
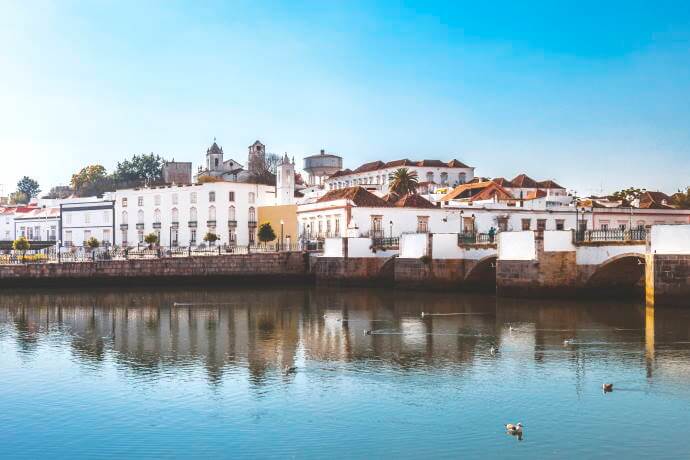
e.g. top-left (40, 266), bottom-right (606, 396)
top-left (276, 154), bottom-right (295, 205)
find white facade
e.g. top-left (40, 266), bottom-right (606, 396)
top-left (113, 182), bottom-right (274, 247)
top-left (60, 199), bottom-right (116, 246)
top-left (325, 162), bottom-right (475, 192)
top-left (13, 208), bottom-right (60, 242)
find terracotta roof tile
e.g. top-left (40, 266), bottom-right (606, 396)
top-left (393, 194), bottom-right (436, 209)
top-left (317, 187), bottom-right (390, 207)
top-left (537, 179), bottom-right (565, 189)
top-left (441, 181), bottom-right (514, 201)
top-left (510, 174), bottom-right (540, 188)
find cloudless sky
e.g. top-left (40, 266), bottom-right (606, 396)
top-left (1, 0), bottom-right (689, 197)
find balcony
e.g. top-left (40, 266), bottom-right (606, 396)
top-left (120, 224), bottom-right (128, 230)
top-left (574, 228), bottom-right (647, 243)
top-left (206, 220), bottom-right (217, 228)
top-left (171, 221), bottom-right (179, 229)
top-left (248, 220), bottom-right (258, 228)
top-left (136, 223), bottom-right (145, 230)
top-left (458, 232), bottom-right (496, 245)
top-left (228, 219), bottom-right (237, 228)
top-left (153, 222), bottom-right (162, 229)
top-left (188, 221), bottom-right (197, 228)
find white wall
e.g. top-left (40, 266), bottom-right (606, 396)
top-left (400, 233), bottom-right (428, 258)
top-left (650, 224), bottom-right (690, 255)
top-left (323, 238), bottom-right (344, 257)
top-left (498, 231), bottom-right (535, 260)
top-left (347, 237), bottom-right (397, 258)
top-left (543, 230), bottom-right (575, 252)
top-left (575, 245), bottom-right (646, 265)
top-left (432, 233), bottom-right (462, 259)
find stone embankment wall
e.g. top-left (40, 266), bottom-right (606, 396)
top-left (311, 256), bottom-right (395, 286)
top-left (0, 252), bottom-right (310, 288)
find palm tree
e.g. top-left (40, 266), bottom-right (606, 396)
top-left (388, 168), bottom-right (419, 196)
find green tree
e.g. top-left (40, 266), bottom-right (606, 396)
top-left (70, 164), bottom-right (114, 197)
top-left (672, 187), bottom-right (690, 209)
top-left (611, 187), bottom-right (645, 206)
top-left (258, 222), bottom-right (276, 246)
top-left (16, 176), bottom-right (41, 199)
top-left (45, 185), bottom-right (73, 199)
top-left (86, 237), bottom-right (100, 250)
top-left (388, 168), bottom-right (419, 196)
top-left (113, 153), bottom-right (165, 186)
top-left (144, 232), bottom-right (159, 246)
top-left (9, 191), bottom-right (29, 205)
top-left (203, 231), bottom-right (219, 244)
top-left (12, 236), bottom-right (30, 262)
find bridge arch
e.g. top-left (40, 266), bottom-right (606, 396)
top-left (586, 252), bottom-right (646, 291)
top-left (464, 255), bottom-right (497, 289)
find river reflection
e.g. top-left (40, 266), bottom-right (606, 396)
top-left (0, 287), bottom-right (689, 459)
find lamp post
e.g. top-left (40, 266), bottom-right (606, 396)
top-left (459, 210), bottom-right (464, 235)
top-left (389, 220), bottom-right (393, 240)
top-left (280, 219), bottom-right (284, 252)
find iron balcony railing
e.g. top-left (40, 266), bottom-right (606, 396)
top-left (458, 232), bottom-right (497, 245)
top-left (372, 237), bottom-right (400, 247)
top-left (188, 221), bottom-right (197, 228)
top-left (153, 222), bottom-right (162, 229)
top-left (248, 220), bottom-right (258, 228)
top-left (206, 220), bottom-right (217, 227)
top-left (228, 219), bottom-right (237, 228)
top-left (575, 228), bottom-right (647, 243)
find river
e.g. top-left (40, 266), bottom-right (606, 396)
top-left (0, 286), bottom-right (688, 459)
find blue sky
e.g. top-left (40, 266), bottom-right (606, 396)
top-left (1, 0), bottom-right (689, 197)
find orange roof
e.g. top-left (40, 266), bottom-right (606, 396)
top-left (393, 194), bottom-right (436, 209)
top-left (537, 179), bottom-right (564, 189)
top-left (441, 181), bottom-right (514, 202)
top-left (329, 158), bottom-right (472, 178)
top-left (317, 187), bottom-right (390, 207)
top-left (639, 191), bottom-right (675, 209)
top-left (510, 174), bottom-right (539, 188)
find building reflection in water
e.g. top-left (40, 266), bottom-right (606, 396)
top-left (0, 286), bottom-right (689, 387)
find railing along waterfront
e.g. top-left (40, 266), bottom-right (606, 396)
top-left (371, 237), bottom-right (400, 248)
top-left (0, 243), bottom-right (304, 265)
top-left (574, 228), bottom-right (647, 243)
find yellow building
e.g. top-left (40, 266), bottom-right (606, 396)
top-left (257, 205), bottom-right (298, 248)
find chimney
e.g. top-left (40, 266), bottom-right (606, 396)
top-left (320, 149), bottom-right (325, 155)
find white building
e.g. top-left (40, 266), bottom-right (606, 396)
top-left (324, 159), bottom-right (475, 192)
top-left (60, 198), bottom-right (116, 247)
top-left (13, 207), bottom-right (60, 242)
top-left (114, 181), bottom-right (275, 247)
top-left (297, 186), bottom-right (583, 242)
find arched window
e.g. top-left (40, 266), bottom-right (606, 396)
top-left (171, 208), bottom-right (179, 222)
top-left (248, 207), bottom-right (256, 222)
top-left (426, 172), bottom-right (434, 183)
top-left (208, 205), bottom-right (216, 221)
top-left (154, 209), bottom-right (161, 224)
top-left (121, 211), bottom-right (128, 223)
top-left (137, 210), bottom-right (144, 224)
top-left (458, 172), bottom-right (466, 184)
top-left (228, 206), bottom-right (235, 220)
top-left (248, 192), bottom-right (255, 204)
top-left (190, 207), bottom-right (197, 222)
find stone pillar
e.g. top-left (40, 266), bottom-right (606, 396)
top-left (646, 254), bottom-right (690, 307)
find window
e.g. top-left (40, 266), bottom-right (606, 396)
top-left (440, 172), bottom-right (448, 185)
top-left (458, 172), bottom-right (467, 184)
top-left (326, 219), bottom-right (331, 236)
top-left (172, 193), bottom-right (178, 205)
top-left (103, 229), bottom-right (111, 244)
top-left (555, 219), bottom-right (565, 230)
top-left (248, 207), bottom-right (256, 222)
top-left (228, 206), bottom-right (236, 221)
top-left (104, 210), bottom-right (110, 223)
top-left (209, 191), bottom-right (216, 202)
top-left (154, 195), bottom-right (161, 206)
top-left (122, 197), bottom-right (128, 207)
top-left (208, 205), bottom-right (216, 221)
top-left (417, 216), bottom-right (429, 233)
top-left (84, 212), bottom-right (91, 224)
top-left (371, 215), bottom-right (383, 237)
top-left (121, 229), bottom-right (127, 245)
top-left (249, 229), bottom-right (255, 245)
top-left (190, 192), bottom-right (197, 204)
top-left (154, 209), bottom-right (161, 224)
top-left (426, 172), bottom-right (434, 183)
top-left (228, 191), bottom-right (235, 202)
top-left (65, 230), bottom-right (72, 246)
top-left (228, 228), bottom-right (236, 245)
top-left (171, 229), bottom-right (178, 246)
top-left (189, 207), bottom-right (197, 222)
top-left (122, 211), bottom-right (128, 223)
top-left (49, 226), bottom-right (57, 240)
top-left (537, 219), bottom-right (547, 231)
top-left (248, 192), bottom-right (255, 204)
top-left (171, 208), bottom-right (179, 223)
top-left (335, 218), bottom-right (340, 236)
top-left (138, 196), bottom-right (144, 206)
top-left (521, 219), bottom-right (531, 230)
top-left (190, 229), bottom-right (197, 245)
top-left (137, 210), bottom-right (144, 224)
top-left (66, 214), bottom-right (72, 225)
top-left (138, 230), bottom-right (144, 243)
top-left (83, 230), bottom-right (91, 244)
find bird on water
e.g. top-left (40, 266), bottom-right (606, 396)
top-left (505, 422), bottom-right (523, 440)
top-left (602, 383), bottom-right (614, 392)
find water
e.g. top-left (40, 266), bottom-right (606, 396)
top-left (0, 286), bottom-right (688, 459)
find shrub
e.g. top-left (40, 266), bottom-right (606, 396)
top-left (258, 222), bottom-right (276, 245)
top-left (203, 232), bottom-right (218, 243)
top-left (144, 233), bottom-right (159, 245)
top-left (86, 237), bottom-right (100, 249)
